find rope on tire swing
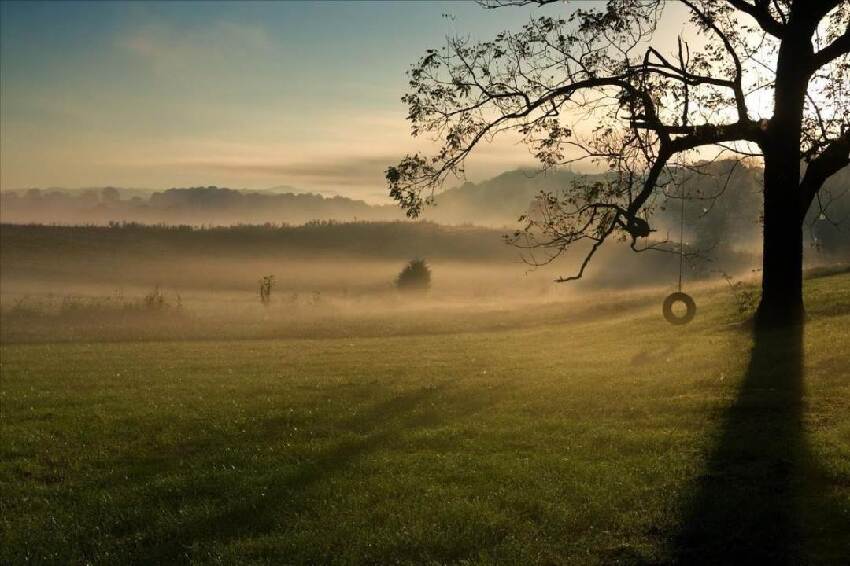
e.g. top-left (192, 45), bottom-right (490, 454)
top-left (663, 180), bottom-right (696, 325)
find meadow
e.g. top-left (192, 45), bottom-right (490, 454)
top-left (1, 257), bottom-right (848, 563)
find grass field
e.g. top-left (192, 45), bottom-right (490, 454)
top-left (1, 273), bottom-right (849, 564)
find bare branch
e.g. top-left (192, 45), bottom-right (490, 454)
top-left (800, 129), bottom-right (850, 218)
top-left (679, 0), bottom-right (750, 120)
top-left (724, 0), bottom-right (785, 37)
top-left (811, 24), bottom-right (850, 70)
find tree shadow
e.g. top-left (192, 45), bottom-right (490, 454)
top-left (669, 323), bottom-right (805, 564)
top-left (138, 380), bottom-right (508, 563)
top-left (668, 322), bottom-right (848, 564)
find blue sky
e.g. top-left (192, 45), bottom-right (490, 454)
top-left (1, 1), bottom-right (698, 202)
top-left (1, 1), bottom-right (565, 200)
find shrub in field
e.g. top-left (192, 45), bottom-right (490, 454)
top-left (395, 259), bottom-right (431, 293)
top-left (143, 286), bottom-right (168, 311)
top-left (3, 288), bottom-right (182, 321)
top-left (4, 297), bottom-right (44, 318)
top-left (722, 273), bottom-right (760, 316)
top-left (259, 275), bottom-right (274, 306)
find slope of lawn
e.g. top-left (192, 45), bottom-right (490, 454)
top-left (1, 273), bottom-right (848, 564)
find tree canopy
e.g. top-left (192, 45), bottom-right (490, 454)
top-left (387, 0), bottom-right (849, 284)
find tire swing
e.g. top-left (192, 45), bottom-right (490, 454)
top-left (663, 183), bottom-right (696, 325)
top-left (663, 291), bottom-right (696, 325)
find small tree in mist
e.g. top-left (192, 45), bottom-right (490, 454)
top-left (259, 275), bottom-right (274, 306)
top-left (396, 259), bottom-right (431, 293)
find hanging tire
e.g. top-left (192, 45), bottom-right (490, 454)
top-left (663, 292), bottom-right (696, 325)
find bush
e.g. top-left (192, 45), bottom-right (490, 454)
top-left (395, 259), bottom-right (431, 293)
top-left (143, 286), bottom-right (168, 311)
top-left (2, 287), bottom-right (183, 322)
top-left (259, 275), bottom-right (274, 306)
top-left (721, 273), bottom-right (759, 316)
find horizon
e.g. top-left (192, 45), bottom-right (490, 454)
top-left (0, 156), bottom-right (764, 196)
top-left (0, 163), bottom-right (598, 199)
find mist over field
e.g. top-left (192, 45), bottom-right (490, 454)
top-left (2, 160), bottom-right (849, 344)
top-left (0, 221), bottom-right (698, 343)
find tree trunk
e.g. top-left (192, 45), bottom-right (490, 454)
top-left (756, 156), bottom-right (804, 328)
top-left (755, 28), bottom-right (812, 329)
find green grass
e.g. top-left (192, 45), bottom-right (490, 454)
top-left (1, 274), bottom-right (848, 564)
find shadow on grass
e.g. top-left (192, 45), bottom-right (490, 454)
top-left (669, 323), bottom-right (847, 564)
top-left (139, 381), bottom-right (505, 563)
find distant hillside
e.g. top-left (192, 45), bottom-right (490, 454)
top-left (0, 186), bottom-right (403, 226)
top-left (427, 168), bottom-right (581, 226)
top-left (0, 172), bottom-right (575, 227)
top-left (2, 165), bottom-right (847, 259)
top-left (0, 221), bottom-right (509, 261)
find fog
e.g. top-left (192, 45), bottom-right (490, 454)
top-left (0, 171), bottom-right (850, 342)
top-left (0, 221), bottom-right (755, 344)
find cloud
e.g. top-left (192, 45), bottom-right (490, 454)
top-left (183, 144), bottom-right (541, 189)
top-left (120, 21), bottom-right (274, 73)
top-left (193, 156), bottom-right (396, 187)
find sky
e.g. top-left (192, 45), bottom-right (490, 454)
top-left (0, 1), bottom-right (695, 203)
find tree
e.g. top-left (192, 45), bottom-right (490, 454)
top-left (396, 259), bottom-right (432, 293)
top-left (101, 186), bottom-right (121, 203)
top-left (386, 0), bottom-right (850, 327)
